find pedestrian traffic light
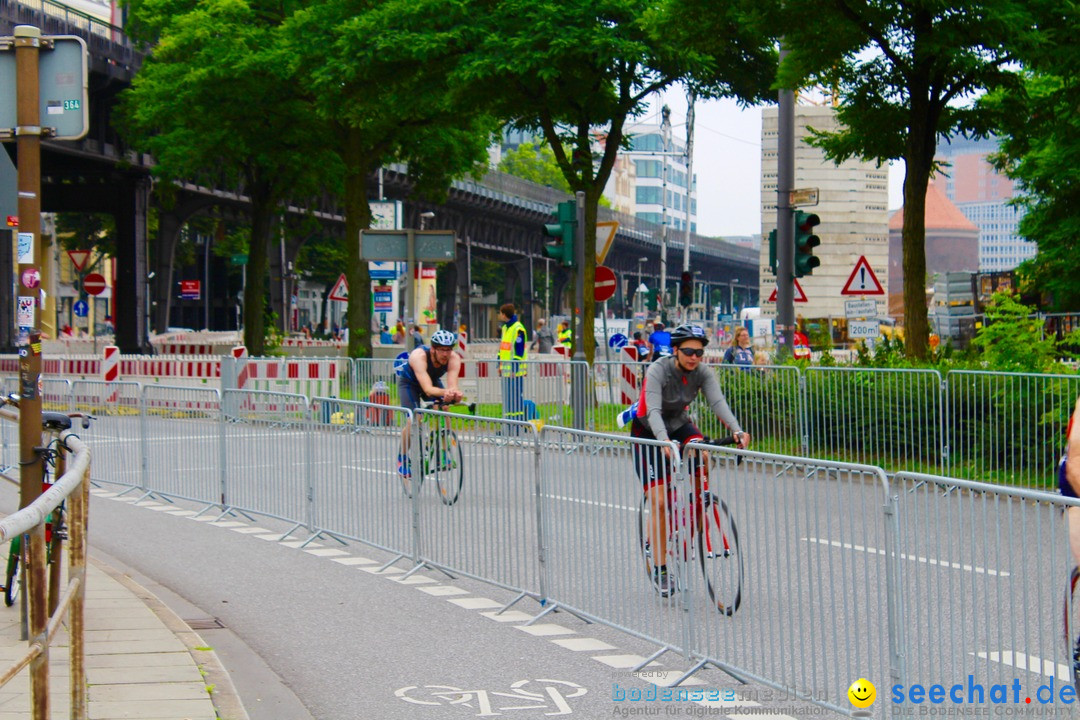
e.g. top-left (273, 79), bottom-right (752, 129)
top-left (767, 229), bottom-right (777, 275)
top-left (679, 271), bottom-right (693, 307)
top-left (794, 210), bottom-right (821, 278)
top-left (543, 200), bottom-right (576, 267)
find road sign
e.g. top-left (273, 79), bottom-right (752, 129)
top-left (328, 274), bottom-right (349, 302)
top-left (790, 188), bottom-right (819, 207)
top-left (767, 279), bottom-right (808, 303)
top-left (179, 279), bottom-right (200, 300)
top-left (72, 299), bottom-right (88, 317)
top-left (849, 320), bottom-right (880, 339)
top-left (372, 284), bottom-right (393, 311)
top-left (841, 256), bottom-right (885, 296)
top-left (393, 351), bottom-right (410, 377)
top-left (594, 265), bottom-right (616, 303)
top-left (360, 230), bottom-right (456, 261)
top-left (368, 261), bottom-right (399, 280)
top-left (845, 299), bottom-right (878, 318)
top-left (608, 333), bottom-right (628, 349)
top-left (0, 35), bottom-right (89, 140)
top-left (83, 272), bottom-right (106, 296)
top-left (230, 253), bottom-right (248, 265)
top-left (596, 221), bottom-right (618, 265)
top-left (67, 249), bottom-right (90, 270)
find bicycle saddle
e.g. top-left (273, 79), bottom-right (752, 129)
top-left (42, 412), bottom-right (73, 431)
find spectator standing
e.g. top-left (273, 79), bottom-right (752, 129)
top-left (498, 303), bottom-right (528, 421)
top-left (531, 318), bottom-right (556, 353)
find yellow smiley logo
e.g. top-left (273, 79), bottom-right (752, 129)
top-left (848, 678), bottom-right (876, 709)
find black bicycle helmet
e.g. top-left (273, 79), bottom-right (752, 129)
top-left (670, 324), bottom-right (709, 347)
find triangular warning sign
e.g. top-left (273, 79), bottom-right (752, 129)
top-left (328, 274), bottom-right (349, 302)
top-left (68, 250), bottom-right (91, 271)
top-left (841, 256), bottom-right (885, 296)
top-left (595, 221), bottom-right (619, 265)
top-left (767, 280), bottom-right (808, 303)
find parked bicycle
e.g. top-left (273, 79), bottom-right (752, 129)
top-left (0, 394), bottom-right (93, 607)
top-left (400, 399), bottom-right (473, 506)
top-left (638, 435), bottom-right (743, 615)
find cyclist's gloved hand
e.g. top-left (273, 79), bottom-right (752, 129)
top-left (735, 432), bottom-right (750, 450)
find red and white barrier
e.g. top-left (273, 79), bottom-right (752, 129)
top-left (102, 345), bottom-right (119, 402)
top-left (617, 346), bottom-right (639, 404)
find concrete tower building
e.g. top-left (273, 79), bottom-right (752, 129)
top-left (759, 106), bottom-right (890, 321)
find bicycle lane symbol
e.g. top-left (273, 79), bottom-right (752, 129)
top-left (395, 679), bottom-right (588, 716)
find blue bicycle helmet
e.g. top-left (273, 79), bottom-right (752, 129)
top-left (430, 329), bottom-right (457, 347)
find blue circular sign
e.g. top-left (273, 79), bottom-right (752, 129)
top-left (393, 351), bottom-right (410, 377)
top-left (73, 300), bottom-right (89, 317)
top-left (608, 333), bottom-right (628, 349)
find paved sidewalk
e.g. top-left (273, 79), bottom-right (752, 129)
top-left (0, 556), bottom-right (248, 720)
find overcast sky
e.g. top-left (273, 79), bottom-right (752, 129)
top-left (641, 89), bottom-right (905, 238)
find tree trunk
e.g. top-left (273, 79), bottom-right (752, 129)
top-left (343, 126), bottom-right (374, 358)
top-left (243, 189), bottom-right (274, 355)
top-left (901, 112), bottom-right (937, 361)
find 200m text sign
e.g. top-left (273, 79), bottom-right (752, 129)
top-left (848, 320), bottom-right (880, 339)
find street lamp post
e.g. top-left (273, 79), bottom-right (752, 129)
top-left (730, 278), bottom-right (739, 315)
top-left (637, 256), bottom-right (647, 312)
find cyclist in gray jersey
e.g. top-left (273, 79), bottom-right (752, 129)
top-left (631, 324), bottom-right (750, 595)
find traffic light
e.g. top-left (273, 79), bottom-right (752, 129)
top-left (794, 210), bottom-right (821, 278)
top-left (645, 288), bottom-right (659, 311)
top-left (543, 200), bottom-right (576, 267)
top-left (767, 229), bottom-right (777, 275)
top-left (679, 271), bottom-right (693, 307)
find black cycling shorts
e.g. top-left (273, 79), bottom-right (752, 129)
top-left (630, 418), bottom-right (704, 490)
top-left (1061, 454), bottom-right (1076, 499)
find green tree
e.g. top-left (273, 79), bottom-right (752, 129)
top-left (971, 291), bottom-right (1058, 372)
top-left (444, 0), bottom-right (773, 363)
top-left (295, 234), bottom-right (348, 334)
top-left (775, 0), bottom-right (1045, 359)
top-left (118, 0), bottom-right (340, 355)
top-left (499, 142), bottom-right (572, 192)
top-left (982, 8), bottom-right (1080, 311)
top-left (285, 0), bottom-right (495, 357)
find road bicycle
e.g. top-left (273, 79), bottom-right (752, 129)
top-left (400, 399), bottom-right (473, 506)
top-left (0, 394), bottom-right (93, 607)
top-left (638, 435), bottom-right (743, 615)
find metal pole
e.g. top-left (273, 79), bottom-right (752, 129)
top-left (405, 229), bottom-right (415, 327)
top-left (571, 192), bottom-right (586, 429)
top-left (544, 257), bottom-right (549, 320)
top-left (681, 91), bottom-right (696, 324)
top-left (658, 106), bottom-right (671, 321)
top-left (203, 234), bottom-right (209, 330)
top-left (14, 25), bottom-right (49, 718)
top-left (776, 42), bottom-right (796, 360)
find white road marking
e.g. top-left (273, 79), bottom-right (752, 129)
top-left (447, 597), bottom-right (504, 610)
top-left (552, 637), bottom-right (616, 652)
top-left (332, 556), bottom-right (378, 566)
top-left (417, 585), bottom-right (470, 597)
top-left (974, 650), bottom-right (1070, 681)
top-left (394, 575), bottom-right (438, 585)
top-left (515, 623), bottom-right (576, 637)
top-left (229, 526), bottom-right (270, 534)
top-left (479, 610), bottom-right (535, 623)
top-left (304, 548), bottom-right (350, 557)
top-left (803, 537), bottom-right (1009, 577)
top-left (543, 493), bottom-right (636, 513)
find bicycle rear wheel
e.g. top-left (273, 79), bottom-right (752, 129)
top-left (428, 428), bottom-right (463, 506)
top-left (697, 493), bottom-right (742, 615)
top-left (1065, 566), bottom-right (1080, 695)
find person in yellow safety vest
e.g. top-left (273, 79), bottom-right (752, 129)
top-left (557, 321), bottom-right (572, 353)
top-left (498, 302), bottom-right (528, 423)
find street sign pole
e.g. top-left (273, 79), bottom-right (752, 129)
top-left (571, 191), bottom-right (586, 430)
top-left (775, 41), bottom-right (796, 361)
top-left (13, 23), bottom-right (47, 702)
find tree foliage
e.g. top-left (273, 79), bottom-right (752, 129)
top-left (118, 0), bottom-right (340, 354)
top-left (774, 0), bottom-right (1045, 360)
top-left (498, 143), bottom-right (573, 194)
top-left (982, 7), bottom-right (1080, 311)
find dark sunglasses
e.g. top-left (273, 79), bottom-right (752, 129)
top-left (678, 347), bottom-right (705, 358)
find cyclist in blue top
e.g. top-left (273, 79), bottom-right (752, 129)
top-left (647, 321), bottom-right (673, 362)
top-left (397, 328), bottom-right (463, 478)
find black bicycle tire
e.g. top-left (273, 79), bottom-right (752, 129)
top-left (430, 428), bottom-right (464, 506)
top-left (1066, 566), bottom-right (1080, 695)
top-left (698, 493), bottom-right (742, 615)
top-left (4, 545), bottom-right (19, 608)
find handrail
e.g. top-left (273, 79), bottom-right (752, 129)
top-left (0, 426), bottom-right (91, 720)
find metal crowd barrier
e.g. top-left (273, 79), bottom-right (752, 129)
top-left (71, 380), bottom-right (142, 489)
top-left (141, 386), bottom-right (223, 506)
top-left (944, 370), bottom-right (1080, 488)
top-left (892, 471), bottom-right (1075, 697)
top-left (803, 367), bottom-right (944, 475)
top-left (697, 365), bottom-right (805, 457)
top-left (306, 398), bottom-right (414, 558)
top-left (413, 409), bottom-right (541, 601)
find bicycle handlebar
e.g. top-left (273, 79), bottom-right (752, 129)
top-left (6, 394), bottom-right (95, 431)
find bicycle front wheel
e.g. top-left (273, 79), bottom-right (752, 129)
top-left (698, 493), bottom-right (742, 615)
top-left (4, 539), bottom-right (20, 607)
top-left (428, 428), bottom-right (463, 506)
top-left (1065, 566), bottom-right (1080, 695)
